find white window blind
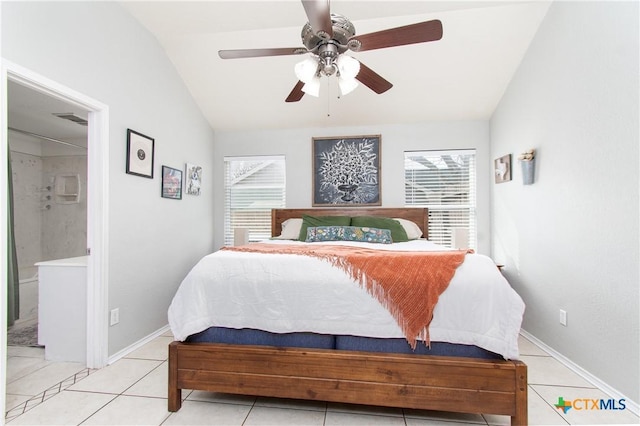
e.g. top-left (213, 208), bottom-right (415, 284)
top-left (404, 150), bottom-right (477, 249)
top-left (224, 156), bottom-right (286, 246)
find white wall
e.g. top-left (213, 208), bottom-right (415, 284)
top-left (2, 2), bottom-right (216, 355)
top-left (213, 121), bottom-right (492, 252)
top-left (491, 1), bottom-right (639, 402)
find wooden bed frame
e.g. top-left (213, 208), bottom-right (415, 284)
top-left (168, 207), bottom-right (528, 425)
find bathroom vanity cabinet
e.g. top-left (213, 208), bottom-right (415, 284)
top-left (37, 256), bottom-right (88, 363)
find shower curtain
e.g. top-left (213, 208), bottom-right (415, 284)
top-left (7, 148), bottom-right (19, 327)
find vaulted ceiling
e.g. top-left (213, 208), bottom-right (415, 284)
top-left (121, 1), bottom-right (551, 131)
top-left (8, 1), bottom-right (551, 140)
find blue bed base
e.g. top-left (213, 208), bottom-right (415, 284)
top-left (186, 327), bottom-right (502, 360)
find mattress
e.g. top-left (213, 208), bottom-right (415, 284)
top-left (169, 239), bottom-right (525, 359)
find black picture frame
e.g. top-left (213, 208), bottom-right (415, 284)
top-left (312, 135), bottom-right (381, 207)
top-left (161, 165), bottom-right (183, 200)
top-left (126, 129), bottom-right (155, 179)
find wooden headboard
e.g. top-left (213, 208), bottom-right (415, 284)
top-left (272, 208), bottom-right (428, 239)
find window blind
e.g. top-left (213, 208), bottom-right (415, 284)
top-left (224, 156), bottom-right (286, 246)
top-left (404, 150), bottom-right (477, 249)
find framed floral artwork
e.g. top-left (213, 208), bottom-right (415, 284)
top-left (312, 135), bottom-right (381, 206)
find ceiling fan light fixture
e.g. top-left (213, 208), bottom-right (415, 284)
top-left (336, 55), bottom-right (360, 79)
top-left (294, 57), bottom-right (319, 83)
top-left (302, 76), bottom-right (321, 97)
top-left (338, 76), bottom-right (359, 96)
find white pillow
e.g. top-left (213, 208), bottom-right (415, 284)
top-left (394, 218), bottom-right (423, 240)
top-left (272, 218), bottom-right (303, 240)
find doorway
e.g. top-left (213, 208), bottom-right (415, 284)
top-left (7, 80), bottom-right (89, 349)
top-left (1, 61), bottom-right (110, 413)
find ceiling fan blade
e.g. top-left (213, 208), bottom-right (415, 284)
top-left (301, 0), bottom-right (333, 38)
top-left (355, 62), bottom-right (393, 94)
top-left (285, 81), bottom-right (306, 103)
top-left (349, 19), bottom-right (443, 52)
top-left (219, 47), bottom-right (307, 59)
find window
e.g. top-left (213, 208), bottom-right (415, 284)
top-left (404, 150), bottom-right (476, 249)
top-left (224, 156), bottom-right (286, 246)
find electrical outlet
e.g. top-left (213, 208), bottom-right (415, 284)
top-left (110, 308), bottom-right (119, 326)
top-left (559, 309), bottom-right (567, 326)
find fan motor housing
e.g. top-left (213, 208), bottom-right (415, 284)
top-left (301, 13), bottom-right (355, 53)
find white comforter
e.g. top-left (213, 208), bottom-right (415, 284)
top-left (168, 239), bottom-right (525, 359)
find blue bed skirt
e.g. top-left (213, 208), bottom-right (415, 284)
top-left (186, 327), bottom-right (502, 360)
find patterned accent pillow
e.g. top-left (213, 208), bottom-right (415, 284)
top-left (305, 226), bottom-right (393, 244)
top-left (350, 216), bottom-right (409, 242)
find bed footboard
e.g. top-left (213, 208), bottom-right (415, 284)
top-left (168, 342), bottom-right (527, 425)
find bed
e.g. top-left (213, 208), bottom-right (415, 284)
top-left (168, 207), bottom-right (528, 425)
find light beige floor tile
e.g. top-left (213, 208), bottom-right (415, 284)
top-left (7, 346), bottom-right (45, 358)
top-left (81, 395), bottom-right (171, 425)
top-left (244, 405), bottom-right (326, 426)
top-left (255, 396), bottom-right (327, 412)
top-left (163, 400), bottom-right (251, 425)
top-left (4, 393), bottom-right (32, 413)
top-left (7, 390), bottom-right (115, 425)
top-left (532, 385), bottom-right (639, 425)
top-left (327, 402), bottom-right (403, 417)
top-left (405, 417), bottom-right (482, 426)
top-left (123, 361), bottom-right (167, 398)
top-left (187, 391), bottom-right (256, 406)
top-left (325, 410), bottom-right (405, 425)
top-left (125, 336), bottom-right (174, 361)
top-left (518, 335), bottom-right (550, 357)
top-left (483, 385), bottom-right (568, 426)
top-left (404, 408), bottom-right (486, 423)
top-left (6, 361), bottom-right (86, 397)
top-left (6, 356), bottom-right (49, 384)
top-left (520, 355), bottom-right (595, 388)
top-left (67, 358), bottom-right (162, 394)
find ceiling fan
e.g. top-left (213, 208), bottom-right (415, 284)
top-left (218, 0), bottom-right (443, 102)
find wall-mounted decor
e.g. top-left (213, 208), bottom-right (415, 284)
top-left (313, 135), bottom-right (381, 206)
top-left (126, 129), bottom-right (155, 179)
top-left (161, 166), bottom-right (183, 200)
top-left (185, 163), bottom-right (203, 196)
top-left (494, 154), bottom-right (512, 184)
top-left (518, 149), bottom-right (536, 185)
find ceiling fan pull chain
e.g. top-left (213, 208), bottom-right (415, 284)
top-left (327, 79), bottom-right (331, 117)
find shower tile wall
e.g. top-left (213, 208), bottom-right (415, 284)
top-left (11, 151), bottom-right (88, 277)
top-left (11, 151), bottom-right (44, 280)
top-left (41, 155), bottom-right (88, 261)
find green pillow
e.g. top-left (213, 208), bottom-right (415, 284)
top-left (350, 216), bottom-right (409, 242)
top-left (298, 215), bottom-right (351, 241)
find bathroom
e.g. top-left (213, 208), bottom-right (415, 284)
top-left (7, 81), bottom-right (88, 346)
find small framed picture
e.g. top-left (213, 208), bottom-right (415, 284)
top-left (126, 129), bottom-right (155, 179)
top-left (185, 163), bottom-right (203, 196)
top-left (161, 166), bottom-right (183, 199)
top-left (494, 154), bottom-right (512, 184)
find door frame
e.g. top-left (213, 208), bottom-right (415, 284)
top-left (1, 60), bottom-right (110, 406)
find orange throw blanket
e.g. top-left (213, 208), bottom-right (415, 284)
top-left (222, 243), bottom-right (471, 349)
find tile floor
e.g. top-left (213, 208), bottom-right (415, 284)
top-left (5, 333), bottom-right (639, 425)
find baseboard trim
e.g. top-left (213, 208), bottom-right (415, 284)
top-left (107, 324), bottom-right (171, 365)
top-left (521, 329), bottom-right (639, 416)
